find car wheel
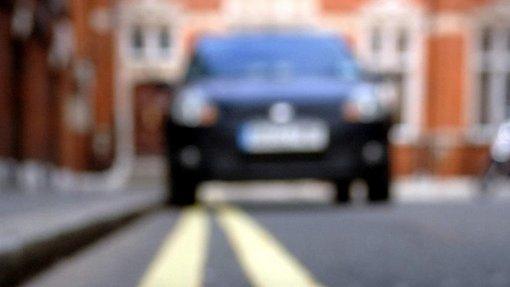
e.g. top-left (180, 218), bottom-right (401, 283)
top-left (166, 166), bottom-right (198, 207)
top-left (366, 168), bottom-right (390, 203)
top-left (334, 179), bottom-right (351, 204)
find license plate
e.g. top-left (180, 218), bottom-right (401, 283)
top-left (238, 120), bottom-right (329, 154)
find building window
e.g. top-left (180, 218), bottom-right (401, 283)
top-left (159, 26), bottom-right (171, 56)
top-left (366, 24), bottom-right (412, 126)
top-left (481, 27), bottom-right (492, 52)
top-left (479, 71), bottom-right (490, 124)
top-left (131, 26), bottom-right (144, 57)
top-left (475, 24), bottom-right (510, 126)
top-left (397, 28), bottom-right (408, 53)
top-left (371, 27), bottom-right (382, 54)
top-left (360, 1), bottom-right (426, 143)
top-left (129, 25), bottom-right (173, 60)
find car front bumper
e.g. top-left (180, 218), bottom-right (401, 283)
top-left (165, 118), bottom-right (391, 181)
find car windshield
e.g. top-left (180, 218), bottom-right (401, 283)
top-left (187, 33), bottom-right (360, 81)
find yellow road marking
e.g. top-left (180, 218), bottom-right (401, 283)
top-left (139, 207), bottom-right (209, 287)
top-left (217, 206), bottom-right (323, 287)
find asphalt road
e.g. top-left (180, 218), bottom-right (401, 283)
top-left (23, 197), bottom-right (510, 287)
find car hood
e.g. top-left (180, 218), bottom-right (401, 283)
top-left (188, 77), bottom-right (364, 105)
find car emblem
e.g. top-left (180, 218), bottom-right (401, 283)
top-left (269, 102), bottom-right (295, 124)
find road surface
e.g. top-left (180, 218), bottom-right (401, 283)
top-left (23, 190), bottom-right (510, 287)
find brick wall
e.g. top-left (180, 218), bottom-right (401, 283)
top-left (426, 34), bottom-right (467, 129)
top-left (0, 9), bottom-right (14, 160)
top-left (321, 0), bottom-right (368, 12)
top-left (19, 39), bottom-right (51, 161)
top-left (1, 0), bottom-right (500, 181)
top-left (183, 0), bottom-right (222, 11)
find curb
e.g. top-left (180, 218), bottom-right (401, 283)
top-left (0, 199), bottom-right (163, 287)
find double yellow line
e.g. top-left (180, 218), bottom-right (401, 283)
top-left (139, 206), bottom-right (323, 287)
top-left (138, 207), bottom-right (209, 287)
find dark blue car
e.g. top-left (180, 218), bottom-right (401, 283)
top-left (165, 32), bottom-right (393, 206)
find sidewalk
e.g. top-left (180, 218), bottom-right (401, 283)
top-left (0, 187), bottom-right (164, 286)
top-left (201, 176), bottom-right (510, 204)
top-left (394, 176), bottom-right (510, 202)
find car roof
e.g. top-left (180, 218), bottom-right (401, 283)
top-left (196, 31), bottom-right (350, 54)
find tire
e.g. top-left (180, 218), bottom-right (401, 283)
top-left (168, 179), bottom-right (197, 207)
top-left (166, 164), bottom-right (198, 207)
top-left (334, 179), bottom-right (351, 204)
top-left (366, 167), bottom-right (390, 203)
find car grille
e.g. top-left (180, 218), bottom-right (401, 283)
top-left (218, 101), bottom-right (342, 125)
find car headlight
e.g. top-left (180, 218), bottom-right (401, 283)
top-left (343, 85), bottom-right (389, 123)
top-left (171, 88), bottom-right (218, 127)
top-left (491, 122), bottom-right (510, 163)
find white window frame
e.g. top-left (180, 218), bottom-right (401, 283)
top-left (119, 1), bottom-right (181, 65)
top-left (468, 1), bottom-right (510, 143)
top-left (90, 0), bottom-right (188, 191)
top-left (359, 0), bottom-right (426, 144)
top-left (126, 24), bottom-right (174, 60)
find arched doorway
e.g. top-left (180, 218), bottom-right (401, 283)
top-left (134, 82), bottom-right (174, 156)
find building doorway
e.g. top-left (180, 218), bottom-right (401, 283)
top-left (134, 83), bottom-right (173, 156)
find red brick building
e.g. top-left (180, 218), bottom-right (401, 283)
top-left (1, 0), bottom-right (507, 190)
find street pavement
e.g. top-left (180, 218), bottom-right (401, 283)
top-left (22, 181), bottom-right (510, 287)
top-left (0, 187), bottom-right (163, 286)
